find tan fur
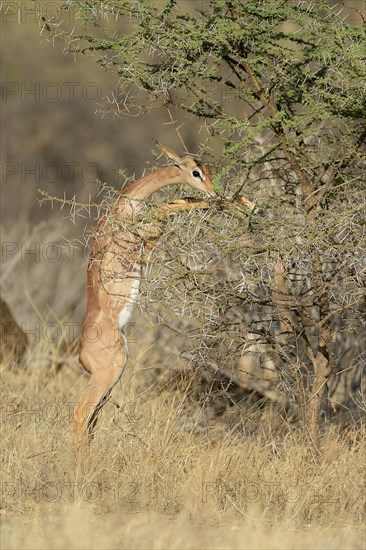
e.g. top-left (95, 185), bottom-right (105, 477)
top-left (0, 297), bottom-right (27, 363)
top-left (74, 145), bottom-right (215, 448)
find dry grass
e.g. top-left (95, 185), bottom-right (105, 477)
top-left (1, 341), bottom-right (365, 550)
top-left (2, 511), bottom-right (364, 550)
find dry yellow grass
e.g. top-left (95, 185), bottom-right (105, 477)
top-left (2, 511), bottom-right (365, 550)
top-left (1, 341), bottom-right (365, 550)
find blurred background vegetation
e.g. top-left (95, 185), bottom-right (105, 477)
top-left (1, 1), bottom-right (211, 325)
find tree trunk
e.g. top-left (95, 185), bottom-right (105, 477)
top-left (305, 350), bottom-right (330, 454)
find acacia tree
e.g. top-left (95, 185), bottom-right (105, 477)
top-left (42, 0), bottom-right (366, 450)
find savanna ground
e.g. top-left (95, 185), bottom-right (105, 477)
top-left (1, 325), bottom-right (365, 550)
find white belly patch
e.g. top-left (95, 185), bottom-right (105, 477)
top-left (118, 273), bottom-right (141, 330)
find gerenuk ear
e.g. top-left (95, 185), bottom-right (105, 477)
top-left (156, 141), bottom-right (185, 166)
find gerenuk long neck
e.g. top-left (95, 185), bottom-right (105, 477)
top-left (121, 166), bottom-right (183, 200)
